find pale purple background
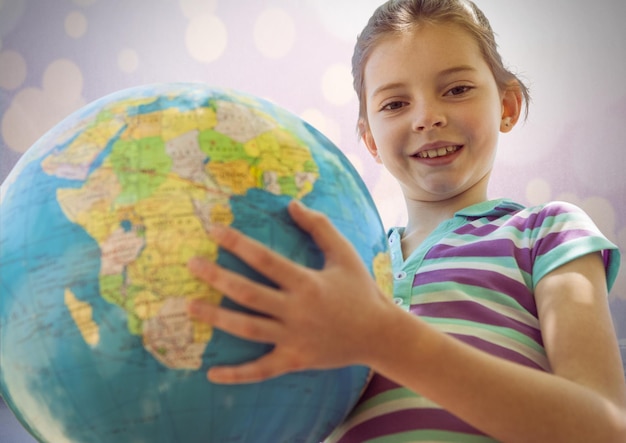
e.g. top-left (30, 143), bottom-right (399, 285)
top-left (1, 1), bottom-right (625, 441)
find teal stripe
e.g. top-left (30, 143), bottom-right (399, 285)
top-left (533, 236), bottom-right (620, 289)
top-left (421, 317), bottom-right (545, 354)
top-left (350, 387), bottom-right (419, 416)
top-left (412, 282), bottom-right (531, 313)
top-left (366, 429), bottom-right (498, 443)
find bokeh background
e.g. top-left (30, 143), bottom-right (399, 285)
top-left (1, 0), bottom-right (625, 441)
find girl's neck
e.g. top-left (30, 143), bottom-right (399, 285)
top-left (400, 192), bottom-right (488, 257)
top-left (403, 175), bottom-right (491, 235)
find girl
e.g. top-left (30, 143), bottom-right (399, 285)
top-left (187, 0), bottom-right (626, 441)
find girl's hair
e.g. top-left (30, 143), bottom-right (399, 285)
top-left (352, 0), bottom-right (530, 136)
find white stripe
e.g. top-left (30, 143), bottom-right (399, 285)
top-left (418, 260), bottom-right (524, 283)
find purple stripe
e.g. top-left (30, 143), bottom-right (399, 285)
top-left (532, 229), bottom-right (597, 260)
top-left (428, 239), bottom-right (534, 276)
top-left (450, 334), bottom-right (548, 371)
top-left (336, 407), bottom-right (487, 442)
top-left (525, 202), bottom-right (581, 227)
top-left (456, 202), bottom-right (584, 238)
top-left (430, 238), bottom-right (521, 257)
top-left (356, 372), bottom-right (402, 403)
top-left (453, 209), bottom-right (538, 235)
top-left (454, 219), bottom-right (506, 236)
top-left (414, 269), bottom-right (538, 314)
top-left (488, 204), bottom-right (562, 231)
top-left (410, 300), bottom-right (542, 341)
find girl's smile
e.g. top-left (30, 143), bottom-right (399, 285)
top-left (360, 22), bottom-right (519, 207)
top-left (412, 144), bottom-right (462, 160)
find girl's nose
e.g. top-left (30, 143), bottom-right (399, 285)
top-left (412, 104), bottom-right (446, 132)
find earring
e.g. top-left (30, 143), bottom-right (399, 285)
top-left (502, 117), bottom-right (511, 128)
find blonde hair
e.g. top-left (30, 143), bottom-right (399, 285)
top-left (352, 0), bottom-right (530, 136)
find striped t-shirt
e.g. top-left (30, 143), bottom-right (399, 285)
top-left (327, 199), bottom-right (620, 443)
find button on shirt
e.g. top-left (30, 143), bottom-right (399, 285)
top-left (388, 216), bottom-right (466, 312)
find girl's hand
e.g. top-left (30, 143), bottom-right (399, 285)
top-left (187, 200), bottom-right (394, 384)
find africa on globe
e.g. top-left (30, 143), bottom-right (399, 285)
top-left (0, 83), bottom-right (392, 443)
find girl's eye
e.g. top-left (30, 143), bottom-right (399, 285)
top-left (446, 85), bottom-right (472, 96)
top-left (381, 101), bottom-right (407, 111)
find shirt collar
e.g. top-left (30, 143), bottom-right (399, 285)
top-left (388, 199), bottom-right (527, 238)
top-left (454, 198), bottom-right (525, 218)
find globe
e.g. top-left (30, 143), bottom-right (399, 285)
top-left (0, 83), bottom-right (392, 443)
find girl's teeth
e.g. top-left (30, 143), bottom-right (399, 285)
top-left (418, 146), bottom-right (459, 158)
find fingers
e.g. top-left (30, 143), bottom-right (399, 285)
top-left (188, 299), bottom-right (291, 384)
top-left (187, 296), bottom-right (303, 385)
top-left (187, 261), bottom-right (296, 384)
top-left (287, 200), bottom-right (359, 263)
top-left (203, 222), bottom-right (307, 290)
top-left (185, 202), bottom-right (374, 385)
top-left (188, 257), bottom-right (285, 317)
top-left (206, 350), bottom-right (304, 384)
top-left (187, 297), bottom-right (281, 344)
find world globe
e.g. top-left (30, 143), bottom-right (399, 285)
top-left (0, 83), bottom-right (392, 443)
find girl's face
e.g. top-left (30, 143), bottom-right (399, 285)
top-left (361, 23), bottom-right (519, 205)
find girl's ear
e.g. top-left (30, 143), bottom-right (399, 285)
top-left (500, 81), bottom-right (523, 133)
top-left (359, 119), bottom-right (383, 164)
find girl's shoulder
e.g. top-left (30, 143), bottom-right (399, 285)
top-left (498, 199), bottom-right (595, 229)
top-left (518, 200), bottom-right (588, 216)
top-left (513, 200), bottom-right (620, 290)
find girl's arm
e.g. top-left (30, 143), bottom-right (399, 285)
top-left (369, 252), bottom-right (626, 443)
top-left (188, 201), bottom-right (626, 442)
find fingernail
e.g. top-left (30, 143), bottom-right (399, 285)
top-left (206, 223), bottom-right (226, 238)
top-left (187, 299), bottom-right (202, 315)
top-left (188, 257), bottom-right (207, 274)
top-left (290, 199), bottom-right (305, 211)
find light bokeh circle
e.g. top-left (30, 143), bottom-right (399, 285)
top-left (2, 59), bottom-right (85, 154)
top-left (321, 63), bottom-right (354, 106)
top-left (179, 0), bottom-right (218, 19)
top-left (300, 108), bottom-right (342, 148)
top-left (185, 14), bottom-right (227, 63)
top-left (65, 11), bottom-right (88, 38)
top-left (118, 48), bottom-right (139, 73)
top-left (253, 8), bottom-right (296, 59)
top-left (43, 58), bottom-right (83, 103)
top-left (0, 50), bottom-right (27, 90)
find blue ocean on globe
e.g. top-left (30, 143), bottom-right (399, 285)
top-left (0, 83), bottom-right (392, 443)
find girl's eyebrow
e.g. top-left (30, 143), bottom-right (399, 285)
top-left (438, 65), bottom-right (478, 77)
top-left (369, 65), bottom-right (479, 99)
top-left (370, 82), bottom-right (405, 100)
